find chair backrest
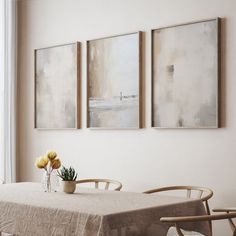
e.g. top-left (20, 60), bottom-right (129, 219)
top-left (160, 212), bottom-right (236, 236)
top-left (76, 178), bottom-right (122, 191)
top-left (213, 208), bottom-right (236, 233)
top-left (144, 186), bottom-right (213, 215)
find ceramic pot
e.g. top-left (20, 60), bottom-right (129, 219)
top-left (62, 181), bottom-right (76, 194)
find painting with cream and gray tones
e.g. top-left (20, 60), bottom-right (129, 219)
top-left (35, 43), bottom-right (78, 129)
top-left (152, 19), bottom-right (219, 128)
top-left (88, 33), bottom-right (141, 128)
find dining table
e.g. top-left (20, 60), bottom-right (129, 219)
top-left (0, 182), bottom-right (211, 236)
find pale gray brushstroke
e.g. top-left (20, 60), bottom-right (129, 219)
top-left (153, 20), bottom-right (218, 128)
top-left (88, 33), bottom-right (140, 128)
top-left (36, 44), bottom-right (77, 129)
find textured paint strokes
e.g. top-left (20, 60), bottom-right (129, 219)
top-left (88, 33), bottom-right (140, 128)
top-left (152, 20), bottom-right (218, 128)
top-left (36, 43), bottom-right (78, 129)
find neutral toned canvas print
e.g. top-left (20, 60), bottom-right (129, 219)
top-left (152, 19), bottom-right (220, 128)
top-left (87, 32), bottom-right (141, 129)
top-left (35, 43), bottom-right (79, 129)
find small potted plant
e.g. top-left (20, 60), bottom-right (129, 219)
top-left (57, 166), bottom-right (78, 194)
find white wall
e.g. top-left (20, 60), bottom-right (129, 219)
top-left (17, 0), bottom-right (236, 235)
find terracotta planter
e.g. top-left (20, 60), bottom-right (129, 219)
top-left (62, 181), bottom-right (76, 194)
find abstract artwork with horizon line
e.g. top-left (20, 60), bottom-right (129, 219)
top-left (35, 42), bottom-right (80, 129)
top-left (152, 18), bottom-right (220, 128)
top-left (87, 32), bottom-right (142, 129)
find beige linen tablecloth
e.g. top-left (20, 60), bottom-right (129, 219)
top-left (0, 183), bottom-right (210, 236)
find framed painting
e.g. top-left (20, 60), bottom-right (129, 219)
top-left (35, 42), bottom-right (80, 129)
top-left (152, 18), bottom-right (221, 128)
top-left (87, 32), bottom-right (143, 129)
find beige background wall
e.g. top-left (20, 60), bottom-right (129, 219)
top-left (17, 0), bottom-right (236, 235)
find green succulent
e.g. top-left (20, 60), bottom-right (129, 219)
top-left (57, 166), bottom-right (78, 181)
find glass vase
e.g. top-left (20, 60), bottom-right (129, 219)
top-left (41, 170), bottom-right (59, 192)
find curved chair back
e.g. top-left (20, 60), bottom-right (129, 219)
top-left (76, 178), bottom-right (122, 191)
top-left (144, 186), bottom-right (213, 215)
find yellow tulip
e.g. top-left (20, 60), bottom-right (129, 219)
top-left (35, 157), bottom-right (43, 169)
top-left (51, 159), bottom-right (61, 169)
top-left (47, 151), bottom-right (57, 160)
top-left (35, 156), bottom-right (49, 169)
top-left (42, 155), bottom-right (49, 165)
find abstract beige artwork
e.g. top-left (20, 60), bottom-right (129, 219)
top-left (35, 43), bottom-right (80, 129)
top-left (87, 32), bottom-right (142, 129)
top-left (152, 19), bottom-right (220, 128)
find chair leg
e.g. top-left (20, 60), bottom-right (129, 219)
top-left (175, 224), bottom-right (184, 236)
top-left (205, 200), bottom-right (212, 235)
top-left (233, 228), bottom-right (236, 236)
top-left (228, 218), bottom-right (236, 232)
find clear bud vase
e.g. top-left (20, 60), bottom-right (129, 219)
top-left (41, 170), bottom-right (59, 192)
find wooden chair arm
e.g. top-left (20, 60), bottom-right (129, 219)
top-left (213, 208), bottom-right (236, 233)
top-left (160, 212), bottom-right (236, 223)
top-left (213, 208), bottom-right (236, 213)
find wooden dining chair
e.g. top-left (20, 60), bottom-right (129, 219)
top-left (144, 186), bottom-right (213, 215)
top-left (76, 178), bottom-right (122, 191)
top-left (144, 186), bottom-right (214, 235)
top-left (213, 208), bottom-right (236, 233)
top-left (160, 212), bottom-right (236, 236)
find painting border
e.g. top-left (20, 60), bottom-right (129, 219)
top-left (151, 18), bottom-right (221, 129)
top-left (34, 42), bottom-right (81, 130)
top-left (86, 31), bottom-right (143, 129)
